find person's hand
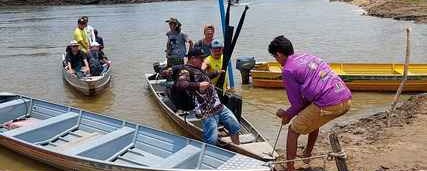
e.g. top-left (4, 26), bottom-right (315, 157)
top-left (219, 70), bottom-right (225, 74)
top-left (161, 68), bottom-right (172, 76)
top-left (199, 81), bottom-right (210, 91)
top-left (276, 108), bottom-right (291, 125)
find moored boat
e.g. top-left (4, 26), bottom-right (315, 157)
top-left (145, 74), bottom-right (276, 162)
top-left (0, 93), bottom-right (270, 171)
top-left (251, 61), bottom-right (427, 92)
top-left (61, 54), bottom-right (112, 96)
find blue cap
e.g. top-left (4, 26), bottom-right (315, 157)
top-left (211, 39), bottom-right (223, 48)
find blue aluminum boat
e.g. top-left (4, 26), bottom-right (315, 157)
top-left (0, 93), bottom-right (269, 171)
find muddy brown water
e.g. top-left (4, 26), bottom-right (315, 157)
top-left (0, 0), bottom-right (426, 170)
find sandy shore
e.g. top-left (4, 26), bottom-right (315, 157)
top-left (332, 0), bottom-right (427, 24)
top-left (275, 93), bottom-right (427, 171)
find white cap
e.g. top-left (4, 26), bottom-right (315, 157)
top-left (91, 41), bottom-right (100, 47)
top-left (69, 40), bottom-right (79, 46)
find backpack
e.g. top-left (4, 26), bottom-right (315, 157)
top-left (170, 65), bottom-right (196, 111)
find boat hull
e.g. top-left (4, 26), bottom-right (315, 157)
top-left (61, 55), bottom-right (111, 96)
top-left (251, 62), bottom-right (427, 92)
top-left (145, 74), bottom-right (275, 161)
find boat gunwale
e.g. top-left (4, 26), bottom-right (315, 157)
top-left (0, 93), bottom-right (268, 171)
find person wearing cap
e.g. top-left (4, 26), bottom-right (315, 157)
top-left (164, 47), bottom-right (240, 145)
top-left (73, 18), bottom-right (89, 53)
top-left (202, 39), bottom-right (226, 86)
top-left (194, 24), bottom-right (215, 57)
top-left (87, 42), bottom-right (106, 76)
top-left (65, 40), bottom-right (90, 77)
top-left (165, 17), bottom-right (193, 67)
top-left (81, 16), bottom-right (96, 46)
top-left (268, 35), bottom-right (352, 171)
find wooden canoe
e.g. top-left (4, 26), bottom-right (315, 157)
top-left (251, 62), bottom-right (427, 92)
top-left (0, 93), bottom-right (269, 171)
top-left (145, 74), bottom-right (276, 162)
top-left (61, 54), bottom-right (112, 96)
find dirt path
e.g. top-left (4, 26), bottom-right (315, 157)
top-left (332, 0), bottom-right (427, 24)
top-left (275, 94), bottom-right (427, 171)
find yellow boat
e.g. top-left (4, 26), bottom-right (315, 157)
top-left (251, 62), bottom-right (427, 92)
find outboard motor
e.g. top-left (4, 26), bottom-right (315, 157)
top-left (236, 56), bottom-right (256, 84)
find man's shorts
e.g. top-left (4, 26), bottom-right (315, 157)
top-left (290, 99), bottom-right (351, 134)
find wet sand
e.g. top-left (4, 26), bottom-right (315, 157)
top-left (274, 94), bottom-right (427, 171)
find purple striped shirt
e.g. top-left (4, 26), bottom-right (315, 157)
top-left (282, 52), bottom-right (352, 118)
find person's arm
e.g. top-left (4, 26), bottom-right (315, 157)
top-left (74, 30), bottom-right (89, 52)
top-left (184, 33), bottom-right (193, 51)
top-left (174, 70), bottom-right (200, 91)
top-left (201, 58), bottom-right (210, 71)
top-left (206, 70), bottom-right (222, 79)
top-left (282, 70), bottom-right (307, 120)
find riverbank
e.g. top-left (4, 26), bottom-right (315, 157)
top-left (275, 93), bottom-right (427, 171)
top-left (0, 0), bottom-right (189, 6)
top-left (332, 0), bottom-right (427, 24)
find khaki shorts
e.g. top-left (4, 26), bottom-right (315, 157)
top-left (290, 100), bottom-right (352, 134)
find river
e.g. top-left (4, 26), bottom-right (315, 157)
top-left (0, 0), bottom-right (426, 170)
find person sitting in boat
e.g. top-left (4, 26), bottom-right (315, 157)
top-left (164, 48), bottom-right (240, 145)
top-left (194, 24), bottom-right (215, 57)
top-left (165, 17), bottom-right (193, 67)
top-left (65, 40), bottom-right (90, 77)
top-left (268, 35), bottom-right (352, 171)
top-left (87, 42), bottom-right (106, 76)
top-left (94, 29), bottom-right (104, 49)
top-left (73, 18), bottom-right (89, 53)
top-left (81, 16), bottom-right (96, 47)
top-left (202, 39), bottom-right (226, 86)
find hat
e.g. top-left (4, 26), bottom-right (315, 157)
top-left (211, 39), bottom-right (223, 48)
top-left (91, 42), bottom-right (100, 47)
top-left (187, 48), bottom-right (206, 59)
top-left (69, 40), bottom-right (79, 46)
top-left (81, 16), bottom-right (88, 22)
top-left (78, 18), bottom-right (87, 24)
top-left (166, 17), bottom-right (182, 26)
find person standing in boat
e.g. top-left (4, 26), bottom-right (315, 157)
top-left (65, 40), bottom-right (90, 78)
top-left (165, 17), bottom-right (193, 67)
top-left (73, 18), bottom-right (89, 53)
top-left (81, 16), bottom-right (96, 47)
top-left (194, 24), bottom-right (215, 57)
top-left (165, 48), bottom-right (240, 145)
top-left (268, 36), bottom-right (352, 171)
top-left (202, 39), bottom-right (226, 86)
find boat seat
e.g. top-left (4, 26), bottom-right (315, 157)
top-left (0, 99), bottom-right (30, 123)
top-left (220, 134), bottom-right (256, 144)
top-left (2, 112), bottom-right (79, 143)
top-left (65, 127), bottom-right (135, 160)
top-left (153, 145), bottom-right (201, 169)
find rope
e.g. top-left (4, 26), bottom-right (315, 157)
top-left (264, 151), bottom-right (347, 167)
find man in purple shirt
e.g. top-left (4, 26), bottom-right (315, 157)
top-left (268, 36), bottom-right (352, 171)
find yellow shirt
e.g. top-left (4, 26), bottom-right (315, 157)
top-left (73, 27), bottom-right (89, 53)
top-left (206, 55), bottom-right (227, 86)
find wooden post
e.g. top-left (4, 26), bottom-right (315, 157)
top-left (329, 132), bottom-right (349, 171)
top-left (387, 28), bottom-right (411, 127)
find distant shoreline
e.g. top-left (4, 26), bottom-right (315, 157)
top-left (0, 0), bottom-right (192, 6)
top-left (331, 0), bottom-right (427, 24)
